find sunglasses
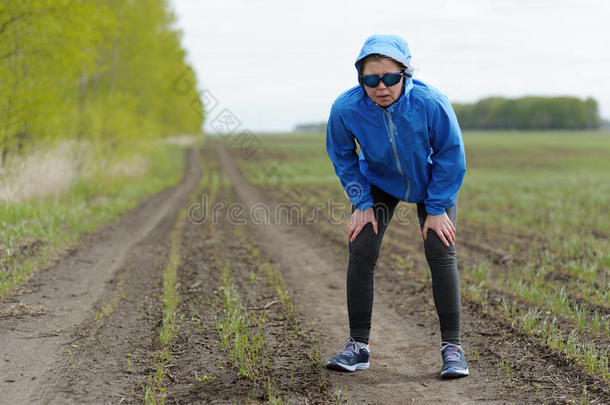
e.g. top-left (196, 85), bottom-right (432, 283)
top-left (360, 72), bottom-right (404, 88)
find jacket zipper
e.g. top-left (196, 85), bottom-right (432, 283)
top-left (382, 109), bottom-right (403, 175)
top-left (380, 107), bottom-right (411, 201)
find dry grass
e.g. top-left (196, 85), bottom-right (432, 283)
top-left (164, 135), bottom-right (204, 146)
top-left (0, 141), bottom-right (151, 204)
top-left (0, 142), bottom-right (79, 203)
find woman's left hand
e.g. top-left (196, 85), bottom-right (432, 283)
top-left (422, 213), bottom-right (456, 247)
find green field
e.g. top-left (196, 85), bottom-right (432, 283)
top-left (233, 130), bottom-right (610, 382)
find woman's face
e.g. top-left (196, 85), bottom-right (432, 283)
top-left (361, 58), bottom-right (404, 107)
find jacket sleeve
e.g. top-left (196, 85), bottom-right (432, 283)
top-left (326, 103), bottom-right (374, 211)
top-left (425, 95), bottom-right (466, 215)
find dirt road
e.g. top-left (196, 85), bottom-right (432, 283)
top-left (0, 149), bottom-right (201, 403)
top-left (1, 144), bottom-right (605, 404)
top-left (217, 145), bottom-right (506, 405)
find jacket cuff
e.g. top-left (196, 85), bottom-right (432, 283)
top-left (424, 205), bottom-right (445, 215)
top-left (356, 199), bottom-right (374, 211)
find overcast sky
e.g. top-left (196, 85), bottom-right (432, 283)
top-left (170, 0), bottom-right (610, 132)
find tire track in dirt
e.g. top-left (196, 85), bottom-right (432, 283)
top-left (218, 145), bottom-right (505, 404)
top-left (0, 148), bottom-right (201, 405)
top-left (165, 189), bottom-right (329, 403)
top-left (32, 205), bottom-right (179, 404)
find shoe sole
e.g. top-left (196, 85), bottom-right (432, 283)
top-left (441, 367), bottom-right (470, 378)
top-left (326, 361), bottom-right (370, 372)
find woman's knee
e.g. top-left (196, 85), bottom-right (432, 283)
top-left (424, 230), bottom-right (456, 260)
top-left (349, 227), bottom-right (381, 263)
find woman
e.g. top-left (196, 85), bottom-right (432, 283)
top-left (325, 34), bottom-right (468, 378)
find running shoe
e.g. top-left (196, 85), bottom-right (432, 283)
top-left (440, 343), bottom-right (470, 378)
top-left (326, 337), bottom-right (370, 372)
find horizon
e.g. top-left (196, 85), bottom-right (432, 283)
top-left (171, 0), bottom-right (610, 133)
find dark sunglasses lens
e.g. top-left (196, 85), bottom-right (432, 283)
top-left (382, 74), bottom-right (402, 87)
top-left (362, 76), bottom-right (380, 87)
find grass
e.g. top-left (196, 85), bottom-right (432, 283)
top-left (197, 155), bottom-right (328, 402)
top-left (206, 176), bottom-right (286, 402)
top-left (466, 260), bottom-right (610, 337)
top-left (144, 205), bottom-right (187, 405)
top-left (499, 357), bottom-right (515, 384)
top-left (309, 335), bottom-right (328, 393)
top-left (0, 139), bottom-right (190, 297)
top-left (333, 384), bottom-right (348, 404)
top-left (232, 130), bottom-right (610, 383)
top-left (467, 274), bottom-right (610, 382)
top-left (216, 264), bottom-right (267, 380)
top-left (143, 145), bottom-right (206, 404)
top-left (252, 246), bottom-right (299, 332)
top-left (95, 272), bottom-right (126, 320)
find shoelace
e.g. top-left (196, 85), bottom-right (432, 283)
top-left (340, 338), bottom-right (361, 357)
top-left (442, 346), bottom-right (461, 362)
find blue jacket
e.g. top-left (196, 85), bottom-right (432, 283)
top-left (326, 34), bottom-right (466, 215)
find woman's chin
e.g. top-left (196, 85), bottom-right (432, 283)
top-left (376, 97), bottom-right (393, 106)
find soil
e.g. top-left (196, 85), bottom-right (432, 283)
top-left (0, 143), bottom-right (607, 404)
top-left (217, 145), bottom-right (506, 405)
top-left (0, 148), bottom-right (201, 404)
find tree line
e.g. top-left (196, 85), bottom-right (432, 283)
top-left (296, 96), bottom-right (601, 133)
top-left (0, 0), bottom-right (203, 164)
top-left (452, 96), bottom-right (600, 130)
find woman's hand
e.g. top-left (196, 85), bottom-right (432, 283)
top-left (422, 213), bottom-right (455, 247)
top-left (348, 208), bottom-right (377, 243)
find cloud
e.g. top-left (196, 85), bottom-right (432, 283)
top-left (171, 0), bottom-right (610, 131)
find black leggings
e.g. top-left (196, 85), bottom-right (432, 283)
top-left (347, 184), bottom-right (461, 345)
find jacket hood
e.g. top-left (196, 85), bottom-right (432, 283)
top-left (355, 34), bottom-right (412, 78)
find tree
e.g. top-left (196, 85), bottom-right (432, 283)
top-left (452, 96), bottom-right (601, 130)
top-left (0, 0), bottom-right (204, 165)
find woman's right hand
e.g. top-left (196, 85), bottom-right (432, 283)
top-left (348, 208), bottom-right (378, 243)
